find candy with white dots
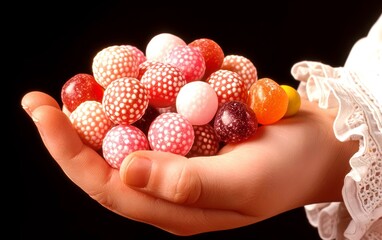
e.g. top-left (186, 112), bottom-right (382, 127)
top-left (102, 77), bottom-right (149, 125)
top-left (207, 69), bottom-right (248, 105)
top-left (69, 100), bottom-right (113, 150)
top-left (164, 45), bottom-right (206, 82)
top-left (148, 112), bottom-right (195, 156)
top-left (221, 54), bottom-right (258, 90)
top-left (102, 124), bottom-right (150, 169)
top-left (92, 45), bottom-right (140, 88)
top-left (140, 62), bottom-right (186, 108)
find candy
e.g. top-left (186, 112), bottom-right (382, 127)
top-left (140, 62), bottom-right (186, 108)
top-left (102, 77), bottom-right (149, 125)
top-left (213, 101), bottom-right (258, 143)
top-left (220, 55), bottom-right (258, 90)
top-left (145, 33), bottom-right (186, 62)
top-left (207, 69), bottom-right (248, 105)
top-left (137, 60), bottom-right (162, 80)
top-left (58, 33), bottom-right (301, 165)
top-left (61, 73), bottom-right (104, 113)
top-left (280, 85), bottom-right (301, 117)
top-left (123, 45), bottom-right (147, 66)
top-left (188, 38), bottom-right (225, 80)
top-left (247, 78), bottom-right (288, 125)
top-left (132, 105), bottom-right (160, 135)
top-left (186, 124), bottom-right (220, 157)
top-left (148, 112), bottom-right (194, 156)
top-left (164, 45), bottom-right (206, 82)
top-left (69, 100), bottom-right (113, 150)
top-left (175, 81), bottom-right (218, 125)
top-left (92, 45), bottom-right (139, 88)
top-left (102, 124), bottom-right (150, 169)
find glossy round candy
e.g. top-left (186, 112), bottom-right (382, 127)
top-left (176, 81), bottom-right (218, 125)
top-left (61, 73), bottom-right (104, 113)
top-left (140, 62), bottom-right (186, 108)
top-left (164, 45), bottom-right (206, 82)
top-left (102, 125), bottom-right (150, 169)
top-left (69, 100), bottom-right (113, 150)
top-left (188, 38), bottom-right (225, 80)
top-left (280, 85), bottom-right (301, 117)
top-left (220, 54), bottom-right (258, 90)
top-left (186, 124), bottom-right (220, 157)
top-left (213, 101), bottom-right (258, 143)
top-left (148, 112), bottom-right (194, 156)
top-left (92, 45), bottom-right (139, 88)
top-left (207, 69), bottom-right (248, 105)
top-left (247, 78), bottom-right (288, 125)
top-left (145, 33), bottom-right (186, 62)
top-left (102, 77), bottom-right (149, 125)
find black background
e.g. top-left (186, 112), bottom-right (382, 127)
top-left (16, 1), bottom-right (381, 239)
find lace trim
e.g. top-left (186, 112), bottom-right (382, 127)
top-left (291, 61), bottom-right (382, 240)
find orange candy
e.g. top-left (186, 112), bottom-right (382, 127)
top-left (247, 78), bottom-right (288, 125)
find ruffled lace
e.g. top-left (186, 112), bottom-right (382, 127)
top-left (290, 33), bottom-right (382, 239)
top-left (289, 14), bottom-right (382, 240)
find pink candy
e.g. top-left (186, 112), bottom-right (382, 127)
top-left (176, 81), bottom-right (218, 125)
top-left (148, 112), bottom-right (194, 156)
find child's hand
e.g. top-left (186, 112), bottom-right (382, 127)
top-left (21, 91), bottom-right (357, 236)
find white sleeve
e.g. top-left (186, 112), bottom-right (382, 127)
top-left (291, 14), bottom-right (382, 240)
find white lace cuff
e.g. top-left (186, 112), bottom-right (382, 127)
top-left (291, 58), bottom-right (381, 239)
top-left (290, 14), bottom-right (382, 239)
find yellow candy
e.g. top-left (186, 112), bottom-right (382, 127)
top-left (280, 85), bottom-right (301, 117)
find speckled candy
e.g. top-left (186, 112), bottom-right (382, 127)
top-left (164, 45), bottom-right (206, 82)
top-left (140, 62), bottom-right (186, 108)
top-left (102, 77), bottom-right (149, 125)
top-left (148, 112), bottom-right (194, 156)
top-left (92, 45), bottom-right (140, 88)
top-left (69, 100), bottom-right (113, 150)
top-left (102, 124), bottom-right (150, 169)
top-left (176, 81), bottom-right (218, 125)
top-left (220, 54), bottom-right (258, 90)
top-left (207, 69), bottom-right (248, 105)
top-left (214, 101), bottom-right (258, 143)
top-left (186, 124), bottom-right (220, 157)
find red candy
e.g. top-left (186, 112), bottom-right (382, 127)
top-left (140, 62), bottom-right (186, 108)
top-left (148, 112), bottom-right (195, 156)
top-left (188, 38), bottom-right (225, 80)
top-left (61, 73), bottom-right (104, 113)
top-left (102, 77), bottom-right (148, 125)
top-left (207, 69), bottom-right (248, 105)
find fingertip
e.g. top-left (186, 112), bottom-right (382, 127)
top-left (120, 153), bottom-right (152, 188)
top-left (21, 91), bottom-right (61, 117)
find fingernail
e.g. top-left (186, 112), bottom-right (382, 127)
top-left (21, 103), bottom-right (32, 116)
top-left (123, 156), bottom-right (152, 188)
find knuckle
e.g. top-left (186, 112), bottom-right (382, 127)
top-left (173, 165), bottom-right (202, 204)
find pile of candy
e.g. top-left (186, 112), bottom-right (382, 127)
top-left (61, 33), bottom-right (301, 169)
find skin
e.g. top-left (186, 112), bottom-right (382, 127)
top-left (21, 91), bottom-right (358, 236)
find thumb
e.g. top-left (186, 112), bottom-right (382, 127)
top-left (119, 147), bottom-right (270, 213)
